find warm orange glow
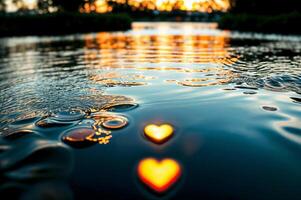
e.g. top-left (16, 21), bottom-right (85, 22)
top-left (83, 0), bottom-right (230, 13)
top-left (81, 0), bottom-right (113, 13)
top-left (84, 24), bottom-right (233, 65)
top-left (11, 0), bottom-right (230, 13)
top-left (144, 124), bottom-right (174, 143)
top-left (84, 23), bottom-right (238, 87)
top-left (137, 158), bottom-right (181, 193)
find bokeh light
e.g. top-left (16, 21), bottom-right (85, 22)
top-left (137, 158), bottom-right (182, 193)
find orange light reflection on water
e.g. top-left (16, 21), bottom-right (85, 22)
top-left (144, 124), bottom-right (174, 143)
top-left (137, 158), bottom-right (182, 193)
top-left (84, 23), bottom-right (239, 87)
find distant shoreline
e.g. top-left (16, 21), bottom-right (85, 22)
top-left (1, 11), bottom-right (300, 38)
top-left (218, 12), bottom-right (301, 35)
top-left (0, 12), bottom-right (132, 38)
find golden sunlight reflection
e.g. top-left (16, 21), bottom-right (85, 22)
top-left (84, 23), bottom-right (238, 88)
top-left (82, 0), bottom-right (230, 13)
top-left (137, 158), bottom-right (182, 193)
top-left (144, 124), bottom-right (174, 143)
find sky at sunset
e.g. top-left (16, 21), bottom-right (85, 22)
top-left (5, 0), bottom-right (230, 12)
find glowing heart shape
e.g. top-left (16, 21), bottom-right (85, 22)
top-left (137, 158), bottom-right (181, 193)
top-left (144, 124), bottom-right (174, 143)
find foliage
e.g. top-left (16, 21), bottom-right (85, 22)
top-left (219, 12), bottom-right (301, 34)
top-left (0, 0), bottom-right (5, 12)
top-left (0, 12), bottom-right (132, 37)
top-left (219, 0), bottom-right (301, 34)
top-left (5, 0), bottom-right (96, 13)
top-left (230, 0), bottom-right (301, 15)
top-left (51, 0), bottom-right (86, 12)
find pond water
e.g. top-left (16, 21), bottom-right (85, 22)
top-left (1, 22), bottom-right (301, 200)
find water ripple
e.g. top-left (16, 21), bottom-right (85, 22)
top-left (1, 22), bottom-right (301, 199)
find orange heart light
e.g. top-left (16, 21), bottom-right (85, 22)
top-left (137, 158), bottom-right (181, 193)
top-left (144, 124), bottom-right (174, 143)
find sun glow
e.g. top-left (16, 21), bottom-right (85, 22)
top-left (85, 0), bottom-right (231, 13)
top-left (8, 0), bottom-right (230, 13)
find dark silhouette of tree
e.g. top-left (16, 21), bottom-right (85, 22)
top-left (0, 0), bottom-right (5, 12)
top-left (230, 0), bottom-right (301, 15)
top-left (37, 0), bottom-right (53, 13)
top-left (51, 0), bottom-right (85, 12)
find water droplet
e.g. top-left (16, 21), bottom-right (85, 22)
top-left (36, 118), bottom-right (76, 128)
top-left (103, 103), bottom-right (138, 112)
top-left (62, 127), bottom-right (95, 148)
top-left (102, 116), bottom-right (128, 129)
top-left (52, 110), bottom-right (86, 122)
top-left (262, 106), bottom-right (278, 112)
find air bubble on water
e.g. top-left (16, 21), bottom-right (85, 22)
top-left (52, 109), bottom-right (86, 122)
top-left (35, 118), bottom-right (76, 128)
top-left (102, 116), bottom-right (128, 129)
top-left (90, 112), bottom-right (129, 130)
top-left (102, 102), bottom-right (138, 112)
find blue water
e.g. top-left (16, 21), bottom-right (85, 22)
top-left (1, 22), bottom-right (301, 200)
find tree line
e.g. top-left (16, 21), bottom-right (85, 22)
top-left (230, 0), bottom-right (301, 15)
top-left (1, 0), bottom-right (301, 14)
top-left (0, 0), bottom-right (91, 12)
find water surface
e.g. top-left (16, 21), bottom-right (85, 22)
top-left (1, 22), bottom-right (301, 200)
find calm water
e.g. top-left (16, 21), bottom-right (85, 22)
top-left (1, 22), bottom-right (301, 200)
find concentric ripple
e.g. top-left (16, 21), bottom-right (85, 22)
top-left (1, 22), bottom-right (301, 199)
